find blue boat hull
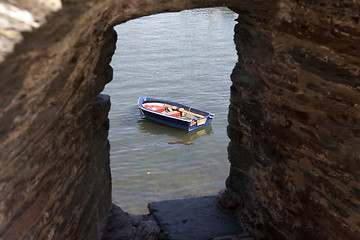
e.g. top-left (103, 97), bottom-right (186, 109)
top-left (138, 97), bottom-right (213, 131)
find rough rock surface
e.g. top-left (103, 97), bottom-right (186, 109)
top-left (101, 204), bottom-right (161, 240)
top-left (226, 1), bottom-right (360, 240)
top-left (0, 0), bottom-right (359, 240)
top-left (0, 0), bottom-right (118, 235)
top-left (148, 196), bottom-right (252, 240)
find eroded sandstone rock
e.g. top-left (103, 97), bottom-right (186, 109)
top-left (226, 1), bottom-right (360, 239)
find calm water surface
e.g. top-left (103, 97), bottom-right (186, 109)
top-left (102, 7), bottom-right (238, 214)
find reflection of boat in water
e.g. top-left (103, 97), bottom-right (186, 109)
top-left (137, 118), bottom-right (214, 145)
top-left (138, 97), bottom-right (214, 131)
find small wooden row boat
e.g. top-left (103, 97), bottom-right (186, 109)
top-left (138, 97), bottom-right (214, 131)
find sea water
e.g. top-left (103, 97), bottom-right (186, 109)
top-left (102, 7), bottom-right (238, 214)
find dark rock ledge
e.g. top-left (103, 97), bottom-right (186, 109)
top-left (102, 193), bottom-right (253, 240)
top-left (101, 204), bottom-right (163, 240)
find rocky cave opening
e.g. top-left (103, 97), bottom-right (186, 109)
top-left (0, 1), bottom-right (359, 240)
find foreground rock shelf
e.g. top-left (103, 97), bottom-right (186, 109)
top-left (148, 196), bottom-right (254, 240)
top-left (103, 196), bottom-right (254, 240)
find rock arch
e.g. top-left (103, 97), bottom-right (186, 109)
top-left (0, 0), bottom-right (359, 239)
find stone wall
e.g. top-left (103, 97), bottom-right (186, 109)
top-left (0, 1), bottom-right (116, 239)
top-left (1, 0), bottom-right (359, 240)
top-left (0, 0), bottom-right (117, 237)
top-left (226, 1), bottom-right (360, 239)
